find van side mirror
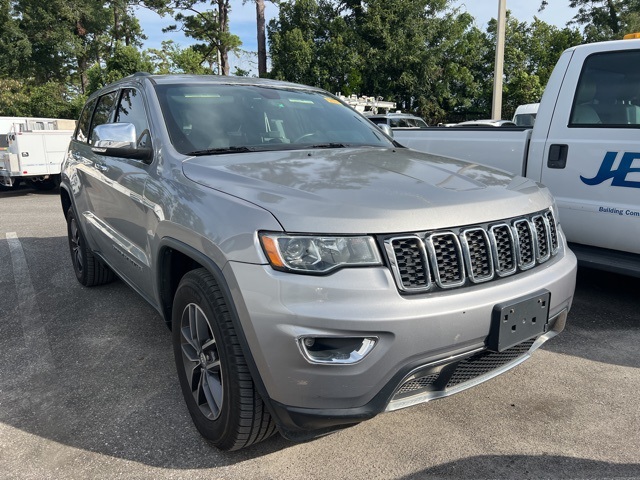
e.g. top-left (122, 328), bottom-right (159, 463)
top-left (91, 123), bottom-right (153, 163)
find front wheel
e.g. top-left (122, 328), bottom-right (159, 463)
top-left (172, 268), bottom-right (277, 451)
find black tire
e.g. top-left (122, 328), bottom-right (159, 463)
top-left (172, 268), bottom-right (277, 451)
top-left (0, 178), bottom-right (21, 191)
top-left (31, 177), bottom-right (59, 191)
top-left (66, 208), bottom-right (115, 286)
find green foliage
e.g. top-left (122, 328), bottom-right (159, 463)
top-left (2, 0), bottom-right (618, 124)
top-left (0, 79), bottom-right (30, 116)
top-left (162, 0), bottom-right (242, 75)
top-left (148, 40), bottom-right (212, 74)
top-left (86, 43), bottom-right (156, 94)
top-left (0, 79), bottom-right (83, 118)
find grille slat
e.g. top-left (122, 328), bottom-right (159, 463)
top-left (386, 209), bottom-right (559, 293)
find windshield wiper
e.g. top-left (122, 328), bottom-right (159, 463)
top-left (186, 146), bottom-right (255, 156)
top-left (307, 143), bottom-right (348, 149)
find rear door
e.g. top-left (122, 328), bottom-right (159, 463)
top-left (539, 44), bottom-right (640, 256)
top-left (86, 87), bottom-right (155, 298)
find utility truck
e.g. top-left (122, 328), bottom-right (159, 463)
top-left (0, 117), bottom-right (76, 190)
top-left (395, 37), bottom-right (640, 277)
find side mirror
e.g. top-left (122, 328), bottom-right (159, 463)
top-left (377, 123), bottom-right (394, 138)
top-left (91, 123), bottom-right (153, 163)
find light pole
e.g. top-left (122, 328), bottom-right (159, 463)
top-left (491, 0), bottom-right (507, 120)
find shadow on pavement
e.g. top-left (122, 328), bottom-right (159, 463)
top-left (543, 266), bottom-right (640, 368)
top-left (399, 454), bottom-right (640, 479)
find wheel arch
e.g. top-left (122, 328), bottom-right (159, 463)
top-left (156, 237), bottom-right (278, 425)
top-left (60, 184), bottom-right (73, 219)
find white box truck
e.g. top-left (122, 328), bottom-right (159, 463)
top-left (0, 117), bottom-right (76, 190)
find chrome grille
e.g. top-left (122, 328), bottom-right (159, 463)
top-left (428, 233), bottom-right (464, 287)
top-left (462, 228), bottom-right (493, 282)
top-left (489, 224), bottom-right (516, 276)
top-left (533, 215), bottom-right (550, 262)
top-left (385, 209), bottom-right (559, 293)
top-left (387, 236), bottom-right (431, 291)
top-left (545, 210), bottom-right (559, 253)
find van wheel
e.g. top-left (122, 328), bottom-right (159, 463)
top-left (66, 208), bottom-right (115, 286)
top-left (31, 177), bottom-right (59, 190)
top-left (172, 268), bottom-right (277, 451)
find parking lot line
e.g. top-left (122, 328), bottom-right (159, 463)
top-left (6, 232), bottom-right (54, 371)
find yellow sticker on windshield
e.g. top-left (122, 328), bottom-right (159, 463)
top-left (325, 97), bottom-right (341, 104)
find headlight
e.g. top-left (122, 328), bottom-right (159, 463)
top-left (259, 232), bottom-right (382, 274)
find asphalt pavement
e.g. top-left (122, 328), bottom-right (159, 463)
top-left (1, 186), bottom-right (638, 480)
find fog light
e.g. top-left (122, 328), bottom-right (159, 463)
top-left (298, 336), bottom-right (377, 365)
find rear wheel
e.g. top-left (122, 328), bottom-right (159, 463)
top-left (172, 268), bottom-right (277, 451)
top-left (66, 208), bottom-right (115, 286)
top-left (0, 178), bottom-right (21, 191)
top-left (31, 176), bottom-right (59, 190)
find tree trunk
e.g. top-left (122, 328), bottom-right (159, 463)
top-left (256, 0), bottom-right (266, 77)
top-left (217, 0), bottom-right (231, 75)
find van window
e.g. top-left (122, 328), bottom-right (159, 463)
top-left (569, 50), bottom-right (640, 127)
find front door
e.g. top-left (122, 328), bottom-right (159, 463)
top-left (539, 45), bottom-right (640, 256)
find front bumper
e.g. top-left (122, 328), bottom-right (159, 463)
top-left (223, 246), bottom-right (577, 439)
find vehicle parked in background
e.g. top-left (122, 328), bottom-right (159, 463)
top-left (512, 103), bottom-right (540, 127)
top-left (394, 37), bottom-right (640, 277)
top-left (60, 74), bottom-right (576, 451)
top-left (455, 119), bottom-right (517, 127)
top-left (0, 117), bottom-right (76, 190)
top-left (368, 112), bottom-right (428, 128)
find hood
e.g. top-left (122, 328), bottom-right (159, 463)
top-left (182, 147), bottom-right (552, 233)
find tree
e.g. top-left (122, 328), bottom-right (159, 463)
top-left (0, 0), bottom-right (31, 78)
top-left (161, 0), bottom-right (242, 75)
top-left (148, 40), bottom-right (211, 74)
top-left (540, 0), bottom-right (640, 42)
top-left (86, 43), bottom-right (155, 94)
top-left (484, 12), bottom-right (582, 119)
top-left (256, 0), bottom-right (267, 76)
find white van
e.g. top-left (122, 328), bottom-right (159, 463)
top-left (512, 103), bottom-right (539, 127)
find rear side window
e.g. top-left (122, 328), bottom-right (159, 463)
top-left (74, 98), bottom-right (97, 143)
top-left (89, 91), bottom-right (119, 144)
top-left (570, 50), bottom-right (640, 127)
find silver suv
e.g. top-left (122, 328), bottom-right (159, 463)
top-left (60, 74), bottom-right (577, 451)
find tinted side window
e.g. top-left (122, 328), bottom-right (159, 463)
top-left (89, 91), bottom-right (118, 144)
top-left (115, 88), bottom-right (151, 148)
top-left (75, 98), bottom-right (97, 143)
top-left (570, 50), bottom-right (640, 127)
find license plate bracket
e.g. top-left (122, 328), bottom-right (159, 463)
top-left (487, 290), bottom-right (551, 352)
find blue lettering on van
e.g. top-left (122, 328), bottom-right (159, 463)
top-left (581, 152), bottom-right (640, 188)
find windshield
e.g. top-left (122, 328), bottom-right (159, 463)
top-left (154, 83), bottom-right (394, 155)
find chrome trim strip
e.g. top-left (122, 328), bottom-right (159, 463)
top-left (296, 336), bottom-right (379, 365)
top-left (82, 211), bottom-right (149, 268)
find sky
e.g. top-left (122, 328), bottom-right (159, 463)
top-left (135, 1), bottom-right (577, 73)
